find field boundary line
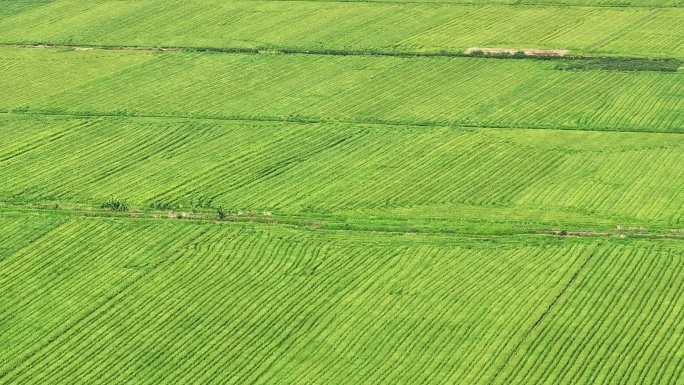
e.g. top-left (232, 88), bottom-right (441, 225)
top-left (3, 204), bottom-right (684, 239)
top-left (487, 251), bottom-right (596, 385)
top-left (587, 10), bottom-right (661, 50)
top-left (122, 0), bottom-right (684, 9)
top-left (0, 43), bottom-right (682, 62)
top-left (2, 110), bottom-right (683, 135)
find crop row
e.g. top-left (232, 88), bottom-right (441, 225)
top-left (0, 217), bottom-right (213, 379)
top-left (0, 214), bottom-right (596, 384)
top-left (0, 211), bottom-right (65, 262)
top-left (0, 1), bottom-right (682, 57)
top-left (495, 244), bottom-right (684, 384)
top-left (1, 49), bottom-right (683, 133)
top-left (295, 0), bottom-right (684, 6)
top-left (1, 116), bottom-right (684, 228)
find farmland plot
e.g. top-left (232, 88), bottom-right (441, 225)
top-left (0, 1), bottom-right (682, 58)
top-left (495, 242), bottom-right (684, 384)
top-left (268, 0), bottom-right (684, 5)
top-left (2, 0), bottom-right (684, 382)
top-left (1, 49), bottom-right (683, 132)
top-left (599, 9), bottom-right (684, 57)
top-left (3, 214), bottom-right (682, 384)
top-left (1, 116), bottom-right (684, 230)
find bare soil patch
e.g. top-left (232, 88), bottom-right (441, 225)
top-left (465, 47), bottom-right (569, 57)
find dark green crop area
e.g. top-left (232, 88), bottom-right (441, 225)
top-left (0, 0), bottom-right (53, 17)
top-left (2, 0), bottom-right (684, 384)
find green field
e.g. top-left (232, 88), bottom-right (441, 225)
top-left (0, 1), bottom-right (683, 57)
top-left (2, 213), bottom-right (684, 384)
top-left (2, 49), bottom-right (683, 132)
top-left (2, 115), bottom-right (684, 232)
top-left (2, 0), bottom-right (684, 383)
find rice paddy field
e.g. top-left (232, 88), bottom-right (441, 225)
top-left (2, 0), bottom-right (684, 384)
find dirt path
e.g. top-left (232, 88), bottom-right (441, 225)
top-left (464, 47), bottom-right (569, 56)
top-left (0, 44), bottom-right (181, 52)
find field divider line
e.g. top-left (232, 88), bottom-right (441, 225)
top-left (587, 10), bottom-right (662, 51)
top-left (487, 251), bottom-right (596, 385)
top-left (0, 43), bottom-right (681, 62)
top-left (3, 203), bottom-right (684, 240)
top-left (240, 0), bottom-right (684, 9)
top-left (2, 111), bottom-right (683, 135)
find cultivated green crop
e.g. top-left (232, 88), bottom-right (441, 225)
top-left (1, 214), bottom-right (683, 384)
top-left (1, 49), bottom-right (683, 132)
top-left (0, 1), bottom-right (682, 57)
top-left (2, 0), bottom-right (684, 383)
top-left (1, 115), bottom-right (684, 232)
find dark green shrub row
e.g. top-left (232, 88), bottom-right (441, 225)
top-left (101, 197), bottom-right (128, 212)
top-left (556, 57), bottom-right (683, 72)
top-left (187, 46), bottom-right (681, 73)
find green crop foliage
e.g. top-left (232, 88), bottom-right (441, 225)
top-left (1, 214), bottom-right (683, 384)
top-left (2, 0), bottom-right (684, 382)
top-left (101, 196), bottom-right (129, 212)
top-left (0, 1), bottom-right (682, 57)
top-left (1, 115), bottom-right (684, 231)
top-left (1, 49), bottom-right (683, 133)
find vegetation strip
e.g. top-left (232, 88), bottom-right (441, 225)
top-left (3, 109), bottom-right (683, 135)
top-left (0, 204), bottom-right (675, 239)
top-left (222, 0), bottom-right (684, 8)
top-left (1, 44), bottom-right (682, 68)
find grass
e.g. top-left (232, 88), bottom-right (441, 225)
top-left (0, 1), bottom-right (683, 58)
top-left (1, 49), bottom-right (683, 132)
top-left (2, 213), bottom-right (684, 384)
top-left (2, 0), bottom-right (684, 383)
top-left (101, 196), bottom-right (129, 212)
top-left (1, 115), bottom-right (684, 233)
top-left (556, 56), bottom-right (684, 72)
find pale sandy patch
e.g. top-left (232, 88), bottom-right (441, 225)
top-left (464, 47), bottom-right (569, 57)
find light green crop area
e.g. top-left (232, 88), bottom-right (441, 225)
top-left (1, 115), bottom-right (684, 231)
top-left (2, 0), bottom-right (684, 383)
top-left (269, 0), bottom-right (684, 5)
top-left (0, 1), bottom-right (683, 57)
top-left (1, 49), bottom-right (683, 132)
top-left (2, 214), bottom-right (684, 384)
